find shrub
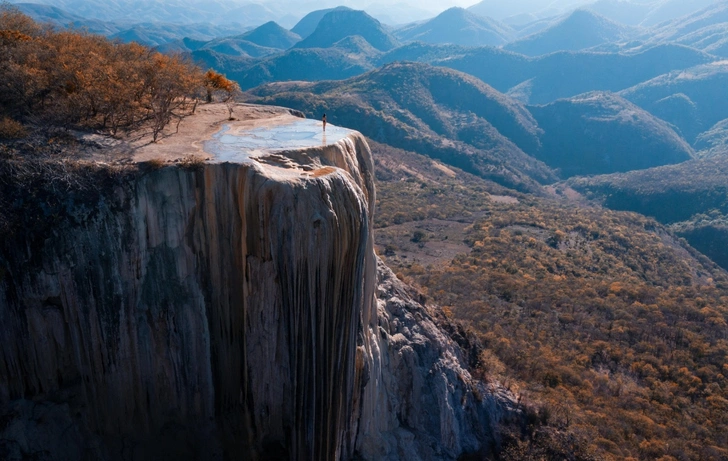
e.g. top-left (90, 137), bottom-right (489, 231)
top-left (375, 140), bottom-right (728, 460)
top-left (411, 230), bottom-right (427, 243)
top-left (0, 5), bottom-right (214, 140)
top-left (143, 158), bottom-right (166, 170)
top-left (179, 155), bottom-right (206, 170)
top-left (0, 117), bottom-right (27, 139)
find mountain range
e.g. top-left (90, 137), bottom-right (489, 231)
top-left (424, 43), bottom-right (713, 104)
top-left (157, 21), bottom-right (299, 57)
top-left (566, 149), bottom-right (728, 269)
top-left (184, 31), bottom-right (717, 101)
top-left (14, 3), bottom-right (248, 43)
top-left (16, 0), bottom-right (728, 61)
top-left (468, 0), bottom-right (720, 26)
top-left (244, 62), bottom-right (696, 184)
top-left (395, 7), bottom-right (514, 47)
top-left (503, 9), bottom-right (634, 56)
top-left (130, 2), bottom-right (721, 108)
top-left (529, 91), bottom-right (693, 176)
top-left (467, 0), bottom-right (591, 22)
top-left (620, 60), bottom-right (728, 141)
top-left (245, 62), bottom-right (556, 192)
top-left (13, 0), bottom-right (291, 26)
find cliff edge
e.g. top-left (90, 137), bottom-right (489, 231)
top-left (0, 104), bottom-right (516, 460)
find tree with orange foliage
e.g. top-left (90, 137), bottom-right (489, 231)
top-left (203, 69), bottom-right (241, 119)
top-left (0, 5), bottom-right (227, 141)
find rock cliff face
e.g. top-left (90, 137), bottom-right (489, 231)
top-left (0, 106), bottom-right (515, 460)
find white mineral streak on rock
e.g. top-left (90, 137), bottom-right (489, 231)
top-left (0, 108), bottom-right (516, 460)
top-left (353, 260), bottom-right (513, 460)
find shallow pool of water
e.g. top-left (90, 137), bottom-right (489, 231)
top-left (204, 119), bottom-right (352, 163)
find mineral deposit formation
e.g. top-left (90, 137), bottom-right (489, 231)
top-left (0, 104), bottom-right (515, 460)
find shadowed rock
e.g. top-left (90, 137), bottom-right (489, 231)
top-left (0, 104), bottom-right (516, 460)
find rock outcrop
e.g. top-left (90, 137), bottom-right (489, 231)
top-left (355, 260), bottom-right (515, 460)
top-left (0, 105), bottom-right (516, 460)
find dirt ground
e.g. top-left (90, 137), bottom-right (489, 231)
top-left (130, 103), bottom-right (304, 162)
top-left (76, 103), bottom-right (310, 164)
top-left (375, 218), bottom-right (474, 268)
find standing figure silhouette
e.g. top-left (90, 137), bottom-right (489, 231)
top-left (322, 113), bottom-right (327, 132)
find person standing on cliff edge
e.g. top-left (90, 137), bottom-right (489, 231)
top-left (322, 113), bottom-right (327, 132)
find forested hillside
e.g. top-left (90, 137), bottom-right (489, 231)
top-left (245, 62), bottom-right (556, 192)
top-left (373, 141), bottom-right (728, 461)
top-left (566, 153), bottom-right (728, 270)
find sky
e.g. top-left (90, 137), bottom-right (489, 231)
top-left (261, 0), bottom-right (594, 24)
top-left (19, 0), bottom-right (712, 28)
top-left (281, 0), bottom-right (476, 9)
top-left (288, 0), bottom-right (591, 13)
top-left (278, 0), bottom-right (599, 24)
top-left (377, 0), bottom-right (476, 8)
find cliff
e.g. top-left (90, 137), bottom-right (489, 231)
top-left (0, 104), bottom-right (515, 460)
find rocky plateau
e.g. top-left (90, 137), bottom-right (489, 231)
top-left (0, 104), bottom-right (518, 460)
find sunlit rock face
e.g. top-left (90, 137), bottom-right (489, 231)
top-left (0, 106), bottom-right (514, 460)
top-left (355, 260), bottom-right (515, 460)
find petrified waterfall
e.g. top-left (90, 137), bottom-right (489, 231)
top-left (0, 106), bottom-right (513, 460)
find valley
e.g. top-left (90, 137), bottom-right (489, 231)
top-left (372, 141), bottom-right (728, 460)
top-left (4, 1), bottom-right (728, 460)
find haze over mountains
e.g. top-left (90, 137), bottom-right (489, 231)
top-left (503, 9), bottom-right (634, 56)
top-left (395, 7), bottom-right (514, 47)
top-left (6, 1), bottom-right (728, 459)
top-left (10, 0), bottom-right (474, 26)
top-left (14, 0), bottom-right (728, 165)
top-left (470, 0), bottom-right (719, 25)
top-left (15, 0), bottom-right (728, 225)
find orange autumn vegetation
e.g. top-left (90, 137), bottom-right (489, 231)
top-left (373, 142), bottom-right (728, 460)
top-left (0, 5), bottom-right (239, 140)
top-left (410, 205), bottom-right (728, 460)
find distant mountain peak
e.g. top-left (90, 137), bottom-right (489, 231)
top-left (240, 20), bottom-right (300, 49)
top-left (437, 6), bottom-right (505, 25)
top-left (251, 20), bottom-right (284, 31)
top-left (294, 9), bottom-right (399, 52)
top-left (440, 6), bottom-right (475, 17)
top-left (395, 5), bottom-right (513, 47)
top-left (291, 6), bottom-right (353, 39)
top-left (504, 8), bottom-right (632, 56)
top-left (563, 8), bottom-right (624, 27)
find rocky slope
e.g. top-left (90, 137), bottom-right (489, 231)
top-left (0, 104), bottom-right (516, 460)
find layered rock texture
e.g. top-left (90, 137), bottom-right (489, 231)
top-left (0, 104), bottom-right (515, 460)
